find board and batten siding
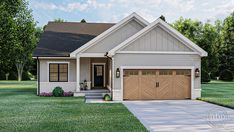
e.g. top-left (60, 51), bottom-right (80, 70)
top-left (121, 26), bottom-right (192, 52)
top-left (112, 54), bottom-right (201, 100)
top-left (84, 19), bottom-right (145, 53)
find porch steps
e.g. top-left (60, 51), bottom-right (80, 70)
top-left (74, 89), bottom-right (110, 100)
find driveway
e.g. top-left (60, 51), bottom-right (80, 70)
top-left (123, 100), bottom-right (234, 132)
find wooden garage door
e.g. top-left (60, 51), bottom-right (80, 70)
top-left (123, 69), bottom-right (191, 100)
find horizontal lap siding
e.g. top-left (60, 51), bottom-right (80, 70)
top-left (39, 59), bottom-right (77, 93)
top-left (113, 54), bottom-right (201, 100)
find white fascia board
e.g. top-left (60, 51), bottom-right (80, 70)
top-left (117, 51), bottom-right (199, 55)
top-left (109, 19), bottom-right (208, 57)
top-left (70, 12), bottom-right (149, 57)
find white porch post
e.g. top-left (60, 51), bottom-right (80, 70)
top-left (76, 56), bottom-right (80, 92)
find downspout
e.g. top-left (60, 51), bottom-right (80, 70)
top-left (104, 52), bottom-right (113, 101)
top-left (37, 57), bottom-right (40, 96)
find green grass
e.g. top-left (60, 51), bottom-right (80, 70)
top-left (201, 80), bottom-right (234, 109)
top-left (0, 81), bottom-right (147, 132)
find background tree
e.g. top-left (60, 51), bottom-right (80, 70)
top-left (0, 0), bottom-right (37, 81)
top-left (80, 19), bottom-right (86, 23)
top-left (220, 12), bottom-right (234, 75)
top-left (159, 15), bottom-right (166, 22)
top-left (54, 18), bottom-right (65, 22)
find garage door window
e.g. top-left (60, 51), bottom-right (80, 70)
top-left (159, 70), bottom-right (173, 75)
top-left (142, 70), bottom-right (156, 75)
top-left (176, 70), bottom-right (191, 75)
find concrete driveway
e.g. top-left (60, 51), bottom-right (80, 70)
top-left (123, 100), bottom-right (234, 132)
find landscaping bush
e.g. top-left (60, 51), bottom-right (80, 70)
top-left (52, 86), bottom-right (64, 97)
top-left (63, 91), bottom-right (73, 97)
top-left (219, 69), bottom-right (234, 81)
top-left (201, 70), bottom-right (211, 83)
top-left (103, 94), bottom-right (111, 101)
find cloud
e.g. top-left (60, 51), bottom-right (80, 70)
top-left (32, 0), bottom-right (112, 12)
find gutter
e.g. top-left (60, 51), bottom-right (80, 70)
top-left (37, 57), bottom-right (40, 95)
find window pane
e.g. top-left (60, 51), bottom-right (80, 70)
top-left (50, 73), bottom-right (58, 81)
top-left (59, 73), bottom-right (68, 81)
top-left (59, 64), bottom-right (68, 81)
top-left (59, 64), bottom-right (68, 72)
top-left (50, 64), bottom-right (58, 72)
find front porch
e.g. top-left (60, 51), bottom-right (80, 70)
top-left (74, 56), bottom-right (113, 99)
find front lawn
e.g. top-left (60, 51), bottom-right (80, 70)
top-left (201, 80), bottom-right (234, 109)
top-left (0, 81), bottom-right (147, 132)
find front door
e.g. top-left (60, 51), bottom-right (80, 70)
top-left (94, 65), bottom-right (104, 87)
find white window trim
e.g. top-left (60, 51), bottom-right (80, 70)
top-left (92, 63), bottom-right (106, 88)
top-left (119, 66), bottom-right (196, 101)
top-left (47, 61), bottom-right (70, 82)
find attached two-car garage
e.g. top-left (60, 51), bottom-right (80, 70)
top-left (123, 69), bottom-right (191, 100)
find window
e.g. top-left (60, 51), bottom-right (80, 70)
top-left (159, 70), bottom-right (173, 75)
top-left (49, 63), bottom-right (68, 82)
top-left (142, 70), bottom-right (156, 75)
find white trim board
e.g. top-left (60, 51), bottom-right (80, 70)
top-left (117, 51), bottom-right (199, 55)
top-left (70, 12), bottom-right (149, 57)
top-left (120, 66), bottom-right (195, 101)
top-left (109, 19), bottom-right (207, 57)
top-left (92, 63), bottom-right (106, 88)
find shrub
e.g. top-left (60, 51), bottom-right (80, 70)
top-left (201, 70), bottom-right (211, 83)
top-left (63, 91), bottom-right (73, 97)
top-left (219, 69), bottom-right (233, 81)
top-left (40, 92), bottom-right (53, 97)
top-left (103, 94), bottom-right (111, 101)
top-left (52, 86), bottom-right (64, 97)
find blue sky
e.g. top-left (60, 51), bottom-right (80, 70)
top-left (29, 0), bottom-right (234, 27)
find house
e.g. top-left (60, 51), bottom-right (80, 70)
top-left (33, 13), bottom-right (207, 101)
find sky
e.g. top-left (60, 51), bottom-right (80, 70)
top-left (29, 0), bottom-right (234, 27)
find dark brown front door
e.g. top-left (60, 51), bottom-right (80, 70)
top-left (94, 65), bottom-right (104, 87)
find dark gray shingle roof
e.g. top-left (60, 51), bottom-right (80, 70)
top-left (33, 22), bottom-right (115, 57)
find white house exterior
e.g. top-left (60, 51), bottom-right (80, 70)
top-left (33, 13), bottom-right (207, 101)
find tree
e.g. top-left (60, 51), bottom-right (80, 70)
top-left (0, 0), bottom-right (22, 76)
top-left (220, 12), bottom-right (234, 74)
top-left (159, 15), bottom-right (166, 22)
top-left (54, 18), bottom-right (65, 22)
top-left (80, 19), bottom-right (86, 23)
top-left (14, 1), bottom-right (36, 81)
top-left (0, 0), bottom-right (36, 81)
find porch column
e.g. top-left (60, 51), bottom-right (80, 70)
top-left (76, 56), bottom-right (80, 92)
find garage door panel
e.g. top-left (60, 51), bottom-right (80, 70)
top-left (156, 71), bottom-right (174, 99)
top-left (140, 70), bottom-right (156, 99)
top-left (123, 70), bottom-right (140, 100)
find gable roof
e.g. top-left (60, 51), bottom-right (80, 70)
top-left (33, 22), bottom-right (114, 57)
top-left (109, 18), bottom-right (208, 57)
top-left (70, 12), bottom-right (149, 57)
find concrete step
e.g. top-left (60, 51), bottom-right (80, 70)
top-left (85, 95), bottom-right (103, 99)
top-left (79, 89), bottom-right (110, 93)
top-left (85, 92), bottom-right (103, 96)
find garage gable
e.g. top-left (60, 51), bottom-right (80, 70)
top-left (121, 26), bottom-right (193, 52)
top-left (109, 19), bottom-right (207, 57)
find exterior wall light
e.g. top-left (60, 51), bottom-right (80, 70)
top-left (195, 68), bottom-right (200, 77)
top-left (116, 68), bottom-right (120, 78)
